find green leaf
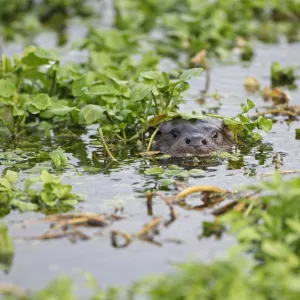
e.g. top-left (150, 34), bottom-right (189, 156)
top-left (140, 71), bottom-right (161, 80)
top-left (157, 72), bottom-right (170, 89)
top-left (144, 167), bottom-right (164, 175)
top-left (40, 191), bottom-right (56, 206)
top-left (257, 116), bottom-right (273, 133)
top-left (0, 178), bottom-right (12, 191)
top-left (5, 170), bottom-right (19, 184)
top-left (53, 184), bottom-right (72, 199)
top-left (1, 56), bottom-right (13, 73)
top-left (10, 200), bottom-right (39, 212)
top-left (24, 177), bottom-right (40, 190)
top-left (83, 105), bottom-right (106, 125)
top-left (31, 94), bottom-right (51, 110)
top-left (35, 47), bottom-right (59, 61)
top-left (51, 148), bottom-right (68, 169)
top-left (86, 85), bottom-right (118, 96)
top-left (90, 51), bottom-right (113, 68)
top-left (179, 68), bottom-right (203, 81)
top-left (237, 227), bottom-right (261, 241)
top-left (72, 76), bottom-right (89, 97)
top-left (28, 105), bottom-right (41, 114)
top-left (131, 84), bottom-right (153, 101)
top-left (62, 199), bottom-right (79, 206)
top-left (188, 169), bottom-right (205, 177)
top-left (262, 240), bottom-right (292, 259)
top-left (0, 79), bottom-right (16, 98)
top-left (40, 170), bottom-right (57, 184)
top-left (247, 99), bottom-right (255, 110)
top-left (46, 104), bottom-right (75, 116)
top-left (0, 223), bottom-right (14, 272)
top-left (286, 219), bottom-right (300, 234)
top-left (159, 179), bottom-right (175, 186)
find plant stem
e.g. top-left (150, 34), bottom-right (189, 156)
top-left (165, 84), bottom-right (177, 111)
top-left (151, 93), bottom-right (159, 115)
top-left (104, 111), bottom-right (113, 125)
top-left (146, 126), bottom-right (160, 151)
top-left (128, 128), bottom-right (144, 141)
top-left (122, 129), bottom-right (127, 141)
top-left (115, 133), bottom-right (124, 140)
top-left (49, 70), bottom-right (57, 96)
top-left (98, 127), bottom-right (117, 161)
top-left (17, 75), bottom-right (24, 92)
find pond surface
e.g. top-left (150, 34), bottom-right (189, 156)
top-left (1, 7), bottom-right (300, 290)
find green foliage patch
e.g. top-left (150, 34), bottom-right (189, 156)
top-left (0, 170), bottom-right (83, 216)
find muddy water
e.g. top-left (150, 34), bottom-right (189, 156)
top-left (1, 14), bottom-right (300, 291)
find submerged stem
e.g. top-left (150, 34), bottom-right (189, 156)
top-left (128, 128), bottom-right (144, 141)
top-left (98, 128), bottom-right (117, 161)
top-left (165, 85), bottom-right (176, 111)
top-left (49, 70), bottom-right (57, 96)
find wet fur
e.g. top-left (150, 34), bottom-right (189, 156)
top-left (151, 118), bottom-right (234, 157)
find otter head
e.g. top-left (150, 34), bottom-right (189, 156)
top-left (150, 118), bottom-right (234, 157)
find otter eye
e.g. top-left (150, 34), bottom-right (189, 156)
top-left (212, 131), bottom-right (218, 139)
top-left (172, 131), bottom-right (179, 139)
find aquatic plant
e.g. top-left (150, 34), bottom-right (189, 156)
top-left (0, 170), bottom-right (83, 216)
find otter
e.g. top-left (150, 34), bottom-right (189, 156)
top-left (150, 118), bottom-right (234, 157)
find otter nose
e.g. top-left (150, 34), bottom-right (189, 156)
top-left (185, 136), bottom-right (207, 146)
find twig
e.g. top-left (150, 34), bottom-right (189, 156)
top-left (139, 150), bottom-right (161, 156)
top-left (213, 191), bottom-right (260, 215)
top-left (154, 192), bottom-right (177, 221)
top-left (19, 231), bottom-right (71, 240)
top-left (17, 213), bottom-right (113, 241)
top-left (256, 169), bottom-right (300, 178)
top-left (254, 109), bottom-right (297, 117)
top-left (213, 201), bottom-right (238, 215)
top-left (174, 181), bottom-right (188, 190)
top-left (111, 230), bottom-right (133, 248)
top-left (136, 217), bottom-right (162, 238)
top-left (273, 153), bottom-right (283, 170)
top-left (176, 185), bottom-right (227, 200)
top-left (0, 284), bottom-right (26, 297)
top-left (147, 191), bottom-right (153, 215)
top-left (68, 228), bottom-right (90, 242)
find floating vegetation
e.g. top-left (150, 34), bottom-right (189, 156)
top-left (115, 0), bottom-right (300, 62)
top-left (271, 62), bottom-right (297, 88)
top-left (0, 170), bottom-right (83, 216)
top-left (0, 0), bottom-right (94, 44)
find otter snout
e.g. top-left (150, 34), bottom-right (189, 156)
top-left (184, 135), bottom-right (208, 150)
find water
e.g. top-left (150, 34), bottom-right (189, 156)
top-left (1, 3), bottom-right (300, 291)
